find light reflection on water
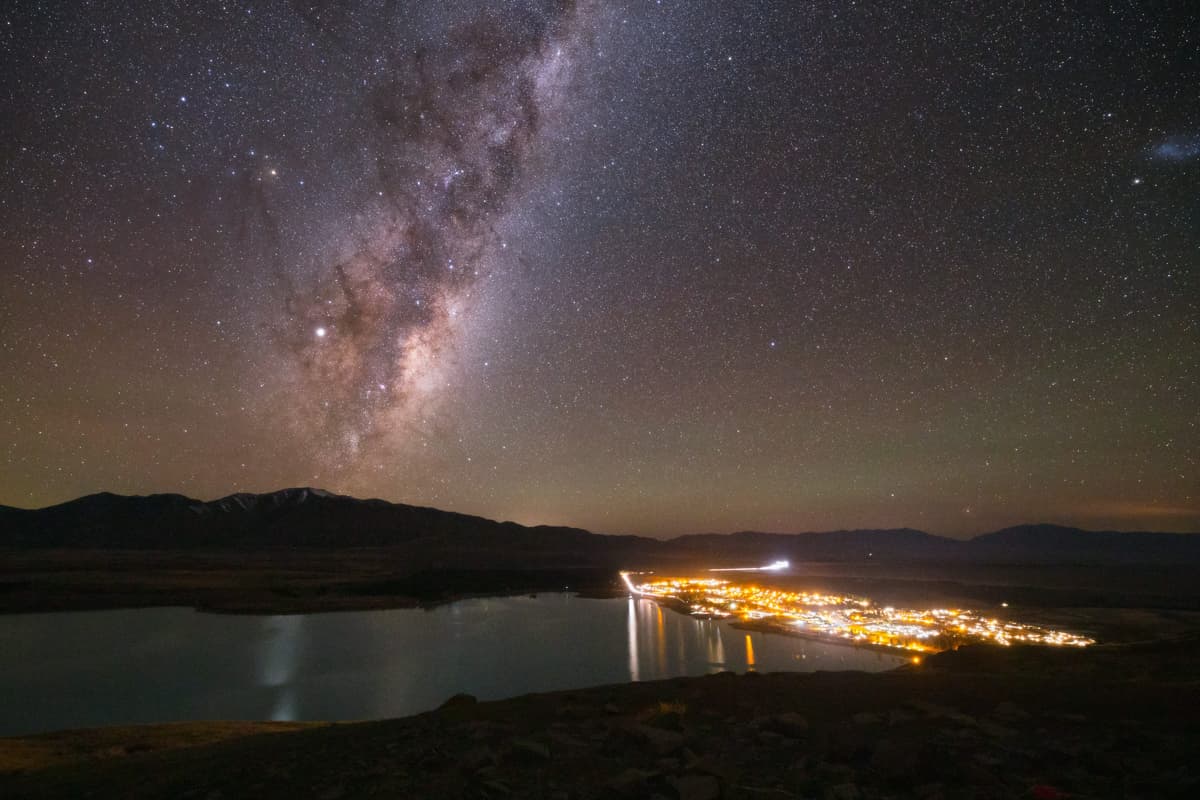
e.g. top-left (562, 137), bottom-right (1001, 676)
top-left (257, 615), bottom-right (305, 721)
top-left (0, 595), bottom-right (905, 736)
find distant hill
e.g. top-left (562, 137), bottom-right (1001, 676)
top-left (668, 528), bottom-right (961, 562)
top-left (967, 523), bottom-right (1200, 565)
top-left (0, 488), bottom-right (662, 568)
top-left (1, 489), bottom-right (1197, 565)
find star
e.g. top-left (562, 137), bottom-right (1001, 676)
top-left (1, 0), bottom-right (1195, 539)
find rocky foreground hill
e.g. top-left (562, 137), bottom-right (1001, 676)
top-left (2, 636), bottom-right (1197, 799)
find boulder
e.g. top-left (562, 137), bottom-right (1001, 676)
top-left (759, 712), bottom-right (810, 738)
top-left (438, 693), bottom-right (478, 710)
top-left (629, 723), bottom-right (686, 755)
top-left (870, 737), bottom-right (922, 781)
top-left (606, 767), bottom-right (657, 796)
top-left (461, 745), bottom-right (498, 771)
top-left (669, 774), bottom-right (721, 800)
top-left (509, 738), bottom-right (551, 761)
top-left (993, 701), bottom-right (1030, 723)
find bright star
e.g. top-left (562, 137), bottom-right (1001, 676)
top-left (315, 327), bottom-right (327, 338)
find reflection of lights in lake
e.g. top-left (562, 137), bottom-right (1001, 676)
top-left (257, 615), bottom-right (304, 721)
top-left (627, 596), bottom-right (639, 682)
top-left (624, 574), bottom-right (1095, 653)
top-left (656, 604), bottom-right (666, 668)
top-left (271, 685), bottom-right (298, 722)
top-left (708, 620), bottom-right (725, 672)
top-left (258, 615), bottom-right (303, 687)
top-left (619, 587), bottom-right (903, 680)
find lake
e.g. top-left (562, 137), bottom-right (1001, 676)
top-left (0, 594), bottom-right (906, 736)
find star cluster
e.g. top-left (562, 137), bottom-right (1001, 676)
top-left (1, 1), bottom-right (1196, 537)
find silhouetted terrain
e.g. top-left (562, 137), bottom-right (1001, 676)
top-left (4, 492), bottom-right (1200, 798)
top-left (2, 489), bottom-right (1198, 615)
top-left (3, 489), bottom-right (1197, 564)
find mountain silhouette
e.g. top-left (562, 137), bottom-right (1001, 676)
top-left (1, 490), bottom-right (1197, 565)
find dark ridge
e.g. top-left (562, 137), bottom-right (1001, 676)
top-left (967, 523), bottom-right (1200, 564)
top-left (667, 528), bottom-right (961, 561)
top-left (1, 490), bottom-right (1197, 565)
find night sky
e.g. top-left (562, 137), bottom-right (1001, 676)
top-left (2, 1), bottom-right (1197, 537)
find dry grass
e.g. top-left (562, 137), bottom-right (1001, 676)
top-left (0, 721), bottom-right (323, 774)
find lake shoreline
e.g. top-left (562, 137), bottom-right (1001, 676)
top-left (0, 594), bottom-right (909, 738)
top-left (3, 635), bottom-right (1199, 798)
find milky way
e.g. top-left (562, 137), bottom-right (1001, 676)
top-left (275, 1), bottom-right (594, 470)
top-left (1, 1), bottom-right (1197, 536)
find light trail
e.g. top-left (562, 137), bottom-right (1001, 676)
top-left (620, 571), bottom-right (640, 595)
top-left (709, 559), bottom-right (791, 573)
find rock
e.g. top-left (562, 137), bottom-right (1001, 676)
top-left (905, 699), bottom-right (943, 716)
top-left (952, 726), bottom-right (982, 744)
top-left (825, 783), bottom-right (860, 800)
top-left (947, 710), bottom-right (981, 728)
top-left (870, 738), bottom-right (922, 781)
top-left (852, 711), bottom-right (882, 727)
top-left (607, 768), bottom-right (657, 795)
top-left (959, 760), bottom-right (1000, 788)
top-left (914, 782), bottom-right (945, 800)
top-left (906, 700), bottom-right (978, 727)
top-left (813, 761), bottom-right (857, 785)
top-left (460, 719), bottom-right (508, 741)
top-left (684, 751), bottom-right (738, 782)
top-left (482, 779), bottom-right (512, 796)
top-left (759, 712), bottom-right (809, 738)
top-left (825, 723), bottom-right (869, 762)
top-left (438, 693), bottom-right (478, 710)
top-left (656, 757), bottom-right (682, 773)
top-left (629, 723), bottom-right (686, 754)
top-left (650, 710), bottom-right (685, 731)
top-left (317, 786), bottom-right (345, 800)
top-left (978, 719), bottom-right (1017, 738)
top-left (547, 729), bottom-right (589, 749)
top-left (604, 702), bottom-right (622, 714)
top-left (669, 774), bottom-right (721, 800)
top-left (556, 702), bottom-right (589, 720)
top-left (461, 745), bottom-right (497, 771)
top-left (993, 701), bottom-right (1030, 723)
top-left (509, 738), bottom-right (551, 761)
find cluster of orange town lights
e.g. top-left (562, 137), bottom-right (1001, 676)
top-left (622, 574), bottom-right (1094, 653)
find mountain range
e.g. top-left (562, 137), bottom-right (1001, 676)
top-left (2, 488), bottom-right (1197, 566)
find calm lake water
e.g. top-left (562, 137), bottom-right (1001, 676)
top-left (0, 595), bottom-right (905, 736)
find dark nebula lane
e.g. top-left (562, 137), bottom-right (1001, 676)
top-left (273, 1), bottom-right (595, 469)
